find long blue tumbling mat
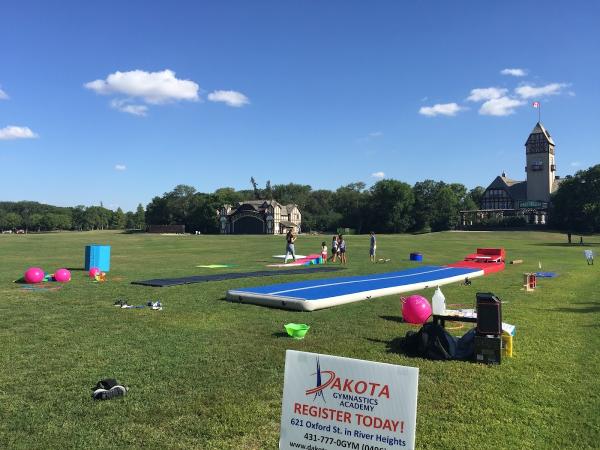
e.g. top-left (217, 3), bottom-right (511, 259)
top-left (226, 265), bottom-right (483, 311)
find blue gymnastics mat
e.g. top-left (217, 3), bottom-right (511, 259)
top-left (226, 265), bottom-right (482, 311)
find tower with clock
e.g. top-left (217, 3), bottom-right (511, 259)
top-left (525, 122), bottom-right (557, 202)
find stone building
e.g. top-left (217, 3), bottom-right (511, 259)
top-left (218, 200), bottom-right (301, 234)
top-left (461, 122), bottom-right (561, 226)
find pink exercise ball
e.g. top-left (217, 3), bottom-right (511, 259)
top-left (401, 295), bottom-right (432, 324)
top-left (89, 267), bottom-right (100, 279)
top-left (24, 267), bottom-right (45, 284)
top-left (54, 268), bottom-right (71, 283)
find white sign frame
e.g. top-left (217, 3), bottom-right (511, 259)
top-left (279, 350), bottom-right (419, 450)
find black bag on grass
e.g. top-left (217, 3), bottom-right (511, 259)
top-left (401, 323), bottom-right (458, 360)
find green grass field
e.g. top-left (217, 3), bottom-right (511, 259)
top-left (0, 231), bottom-right (598, 449)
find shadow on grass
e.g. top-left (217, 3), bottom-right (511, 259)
top-left (531, 242), bottom-right (599, 247)
top-left (272, 332), bottom-right (291, 338)
top-left (365, 337), bottom-right (407, 356)
top-left (379, 315), bottom-right (405, 324)
top-left (553, 305), bottom-right (600, 313)
top-left (66, 267), bottom-right (85, 271)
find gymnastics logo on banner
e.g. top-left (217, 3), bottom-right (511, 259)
top-left (279, 350), bottom-right (419, 450)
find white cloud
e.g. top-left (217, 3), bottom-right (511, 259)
top-left (419, 103), bottom-right (463, 117)
top-left (479, 97), bottom-right (525, 116)
top-left (0, 87), bottom-right (8, 100)
top-left (110, 99), bottom-right (148, 116)
top-left (0, 125), bottom-right (38, 140)
top-left (371, 171), bottom-right (385, 179)
top-left (115, 164), bottom-right (127, 171)
top-left (570, 161), bottom-right (581, 167)
top-left (85, 69), bottom-right (199, 104)
top-left (515, 83), bottom-right (567, 99)
top-left (501, 68), bottom-right (527, 77)
top-left (369, 131), bottom-right (383, 138)
top-left (207, 90), bottom-right (249, 107)
top-left (467, 87), bottom-right (508, 102)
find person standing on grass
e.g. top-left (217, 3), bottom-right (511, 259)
top-left (321, 241), bottom-right (328, 264)
top-left (369, 231), bottom-right (377, 263)
top-left (284, 228), bottom-right (297, 263)
top-left (338, 234), bottom-right (347, 264)
top-left (330, 234), bottom-right (339, 263)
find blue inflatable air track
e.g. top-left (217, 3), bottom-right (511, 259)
top-left (226, 265), bottom-right (482, 311)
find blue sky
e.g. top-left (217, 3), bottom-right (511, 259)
top-left (1, 0), bottom-right (598, 211)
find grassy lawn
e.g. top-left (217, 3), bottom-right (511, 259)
top-left (0, 230), bottom-right (598, 449)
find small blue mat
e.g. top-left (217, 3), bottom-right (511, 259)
top-left (535, 272), bottom-right (558, 278)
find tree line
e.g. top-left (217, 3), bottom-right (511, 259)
top-left (0, 201), bottom-right (145, 232)
top-left (1, 164), bottom-right (597, 235)
top-left (144, 179), bottom-right (484, 234)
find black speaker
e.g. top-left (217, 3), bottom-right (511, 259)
top-left (476, 292), bottom-right (502, 336)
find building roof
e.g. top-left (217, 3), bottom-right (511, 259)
top-left (526, 122), bottom-right (556, 146)
top-left (485, 175), bottom-right (528, 202)
top-left (508, 180), bottom-right (528, 201)
top-left (280, 204), bottom-right (298, 215)
top-left (226, 199), bottom-right (300, 217)
top-left (280, 220), bottom-right (298, 227)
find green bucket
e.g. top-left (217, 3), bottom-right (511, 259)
top-left (284, 323), bottom-right (310, 339)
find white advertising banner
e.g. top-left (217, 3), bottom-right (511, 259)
top-left (279, 350), bottom-right (419, 450)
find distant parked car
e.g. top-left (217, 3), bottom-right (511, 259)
top-left (1, 230), bottom-right (13, 234)
top-left (15, 229), bottom-right (25, 234)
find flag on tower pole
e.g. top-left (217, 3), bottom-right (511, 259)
top-left (532, 101), bottom-right (541, 122)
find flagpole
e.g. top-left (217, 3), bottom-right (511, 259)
top-left (538, 102), bottom-right (541, 123)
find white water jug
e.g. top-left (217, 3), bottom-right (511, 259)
top-left (432, 287), bottom-right (446, 315)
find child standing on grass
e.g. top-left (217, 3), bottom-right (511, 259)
top-left (284, 228), bottom-right (297, 264)
top-left (321, 241), bottom-right (328, 263)
top-left (369, 231), bottom-right (376, 262)
top-left (330, 234), bottom-right (339, 263)
top-left (338, 234), bottom-right (347, 264)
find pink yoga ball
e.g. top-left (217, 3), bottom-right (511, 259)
top-left (54, 268), bottom-right (71, 283)
top-left (24, 267), bottom-right (45, 284)
top-left (89, 267), bottom-right (100, 279)
top-left (401, 295), bottom-right (432, 324)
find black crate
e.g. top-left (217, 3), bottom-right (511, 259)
top-left (476, 292), bottom-right (502, 336)
top-left (475, 335), bottom-right (502, 364)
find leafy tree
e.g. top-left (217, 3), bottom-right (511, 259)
top-left (72, 205), bottom-right (86, 230)
top-left (125, 211), bottom-right (136, 229)
top-left (368, 179), bottom-right (414, 232)
top-left (214, 188), bottom-right (243, 206)
top-left (272, 183), bottom-right (312, 211)
top-left (430, 186), bottom-right (460, 231)
top-left (134, 203), bottom-right (145, 229)
top-left (30, 213), bottom-right (44, 232)
top-left (550, 164), bottom-right (600, 238)
top-left (305, 189), bottom-right (337, 231)
top-left (413, 180), bottom-right (443, 231)
top-left (187, 194), bottom-right (220, 233)
top-left (334, 182), bottom-right (368, 233)
top-left (163, 185), bottom-right (197, 224)
top-left (111, 208), bottom-right (127, 229)
top-left (264, 180), bottom-right (273, 199)
top-left (3, 212), bottom-right (23, 230)
top-left (146, 196), bottom-right (172, 225)
top-left (55, 213), bottom-right (72, 230)
top-left (467, 186), bottom-right (486, 208)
